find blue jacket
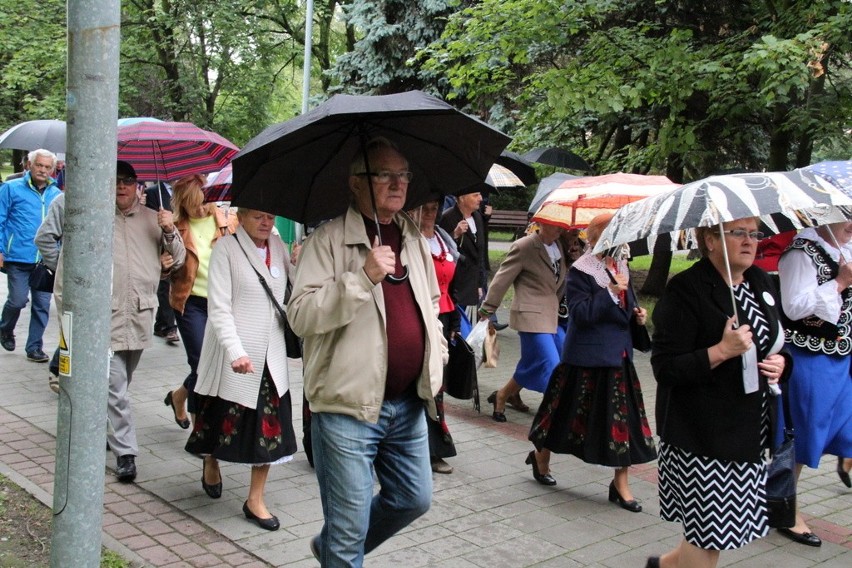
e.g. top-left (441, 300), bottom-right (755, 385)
top-left (0, 172), bottom-right (61, 263)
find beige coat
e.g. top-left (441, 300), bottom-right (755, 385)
top-left (109, 201), bottom-right (186, 351)
top-left (193, 226), bottom-right (291, 408)
top-left (481, 233), bottom-right (567, 334)
top-left (288, 205), bottom-right (447, 423)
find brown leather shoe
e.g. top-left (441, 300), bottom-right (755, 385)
top-left (506, 392), bottom-right (530, 412)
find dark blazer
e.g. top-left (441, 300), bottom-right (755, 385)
top-left (562, 265), bottom-right (640, 367)
top-left (439, 206), bottom-right (486, 306)
top-left (651, 257), bottom-right (791, 463)
top-left (144, 183), bottom-right (173, 212)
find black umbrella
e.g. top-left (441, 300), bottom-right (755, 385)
top-left (230, 91), bottom-right (511, 225)
top-left (523, 147), bottom-right (592, 172)
top-left (0, 119), bottom-right (66, 153)
top-left (495, 151), bottom-right (538, 186)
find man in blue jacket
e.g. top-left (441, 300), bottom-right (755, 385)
top-left (0, 149), bottom-right (62, 361)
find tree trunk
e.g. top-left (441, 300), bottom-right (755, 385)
top-left (638, 155), bottom-right (683, 297)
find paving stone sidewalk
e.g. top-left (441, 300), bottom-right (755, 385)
top-left (0, 271), bottom-right (850, 567)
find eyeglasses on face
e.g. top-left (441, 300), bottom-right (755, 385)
top-left (722, 229), bottom-right (764, 241)
top-left (355, 170), bottom-right (413, 184)
top-left (116, 176), bottom-right (138, 186)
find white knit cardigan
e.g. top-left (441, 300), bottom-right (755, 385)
top-left (194, 225), bottom-right (291, 408)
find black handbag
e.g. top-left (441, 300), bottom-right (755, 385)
top-left (766, 392), bottom-right (797, 528)
top-left (29, 262), bottom-right (55, 293)
top-left (444, 337), bottom-right (478, 403)
top-left (233, 235), bottom-right (302, 359)
top-left (628, 284), bottom-right (651, 352)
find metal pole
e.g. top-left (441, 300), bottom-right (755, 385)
top-left (51, 1), bottom-right (120, 566)
top-left (293, 0), bottom-right (315, 242)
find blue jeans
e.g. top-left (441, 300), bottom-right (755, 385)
top-left (174, 295), bottom-right (207, 413)
top-left (0, 262), bottom-right (51, 353)
top-left (311, 393), bottom-right (432, 567)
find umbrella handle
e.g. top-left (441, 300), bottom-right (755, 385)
top-left (385, 265), bottom-right (410, 285)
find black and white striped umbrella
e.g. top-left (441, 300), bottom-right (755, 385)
top-left (593, 169), bottom-right (852, 256)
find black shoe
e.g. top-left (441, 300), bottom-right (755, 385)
top-left (487, 391), bottom-right (506, 422)
top-left (26, 349), bottom-right (49, 363)
top-left (492, 322), bottom-right (509, 331)
top-left (608, 481), bottom-right (642, 512)
top-left (153, 329), bottom-right (168, 338)
top-left (164, 391), bottom-right (190, 429)
top-left (243, 501), bottom-right (280, 531)
top-left (202, 458), bottom-right (222, 498)
top-left (778, 527), bottom-right (822, 547)
top-left (838, 456), bottom-right (851, 488)
top-left (0, 333), bottom-right (14, 352)
top-left (645, 557), bottom-right (660, 568)
top-left (115, 455), bottom-right (137, 483)
top-left (309, 535), bottom-right (320, 561)
top-left (525, 450), bottom-right (556, 485)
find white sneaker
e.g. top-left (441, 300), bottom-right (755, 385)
top-left (49, 373), bottom-right (60, 394)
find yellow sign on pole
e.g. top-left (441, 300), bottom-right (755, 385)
top-left (58, 312), bottom-right (72, 376)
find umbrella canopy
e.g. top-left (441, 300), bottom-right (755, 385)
top-left (523, 146), bottom-right (592, 172)
top-left (529, 173), bottom-right (679, 222)
top-left (486, 163), bottom-right (525, 189)
top-left (495, 151), bottom-right (538, 185)
top-left (0, 119), bottom-right (66, 153)
top-left (592, 170), bottom-right (852, 256)
top-left (527, 172), bottom-right (580, 213)
top-left (230, 90), bottom-right (511, 224)
top-left (117, 117), bottom-right (163, 127)
top-left (804, 160), bottom-right (852, 193)
top-left (117, 121), bottom-right (239, 182)
top-left (203, 162), bottom-right (233, 202)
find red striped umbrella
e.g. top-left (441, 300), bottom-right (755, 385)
top-left (117, 121), bottom-right (238, 182)
top-left (203, 162), bottom-right (233, 202)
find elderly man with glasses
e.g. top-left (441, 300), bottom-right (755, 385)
top-left (106, 160), bottom-right (185, 481)
top-left (0, 149), bottom-right (62, 362)
top-left (289, 137), bottom-right (446, 567)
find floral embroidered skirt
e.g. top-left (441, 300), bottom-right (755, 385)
top-left (528, 360), bottom-right (657, 467)
top-left (185, 366), bottom-right (297, 465)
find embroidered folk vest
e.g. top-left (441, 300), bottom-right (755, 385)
top-left (782, 238), bottom-right (852, 356)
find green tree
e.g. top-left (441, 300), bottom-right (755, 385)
top-left (327, 0), bottom-right (457, 94)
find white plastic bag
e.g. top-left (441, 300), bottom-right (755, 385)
top-left (466, 319), bottom-right (490, 368)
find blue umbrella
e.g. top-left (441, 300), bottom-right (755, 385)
top-left (804, 160), bottom-right (852, 194)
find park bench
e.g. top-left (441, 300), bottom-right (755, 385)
top-left (488, 209), bottom-right (530, 239)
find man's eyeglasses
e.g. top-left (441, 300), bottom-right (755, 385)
top-left (116, 176), bottom-right (138, 186)
top-left (723, 229), bottom-right (764, 241)
top-left (356, 170), bottom-right (413, 184)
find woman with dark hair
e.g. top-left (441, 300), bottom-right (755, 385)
top-left (528, 213), bottom-right (656, 509)
top-left (647, 217), bottom-right (790, 568)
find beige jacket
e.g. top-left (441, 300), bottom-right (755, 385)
top-left (288, 205), bottom-right (447, 423)
top-left (193, 226), bottom-right (291, 408)
top-left (110, 201), bottom-right (186, 351)
top-left (481, 233), bottom-right (567, 333)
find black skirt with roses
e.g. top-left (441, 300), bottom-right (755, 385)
top-left (528, 360), bottom-right (657, 467)
top-left (185, 365), bottom-right (297, 465)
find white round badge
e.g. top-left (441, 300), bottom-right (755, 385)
top-left (270, 266), bottom-right (281, 279)
top-left (762, 291), bottom-right (775, 306)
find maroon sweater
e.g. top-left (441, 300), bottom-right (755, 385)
top-left (363, 216), bottom-right (425, 400)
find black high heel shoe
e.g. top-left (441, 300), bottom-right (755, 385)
top-left (487, 391), bottom-right (507, 422)
top-left (243, 501), bottom-right (280, 531)
top-left (164, 391), bottom-right (190, 429)
top-left (608, 481), bottom-right (642, 512)
top-left (525, 450), bottom-right (556, 485)
top-left (201, 457), bottom-right (222, 499)
top-left (837, 456), bottom-right (851, 488)
top-left (645, 557), bottom-right (660, 568)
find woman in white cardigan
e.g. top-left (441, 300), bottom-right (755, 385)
top-left (185, 208), bottom-right (296, 531)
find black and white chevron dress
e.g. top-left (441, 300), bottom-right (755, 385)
top-left (658, 281), bottom-right (771, 550)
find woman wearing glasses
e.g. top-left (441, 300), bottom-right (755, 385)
top-left (648, 217), bottom-right (790, 568)
top-left (776, 220), bottom-right (852, 547)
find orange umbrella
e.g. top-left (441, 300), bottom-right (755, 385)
top-left (531, 173), bottom-right (680, 229)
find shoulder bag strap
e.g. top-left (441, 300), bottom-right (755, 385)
top-left (231, 234), bottom-right (287, 321)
